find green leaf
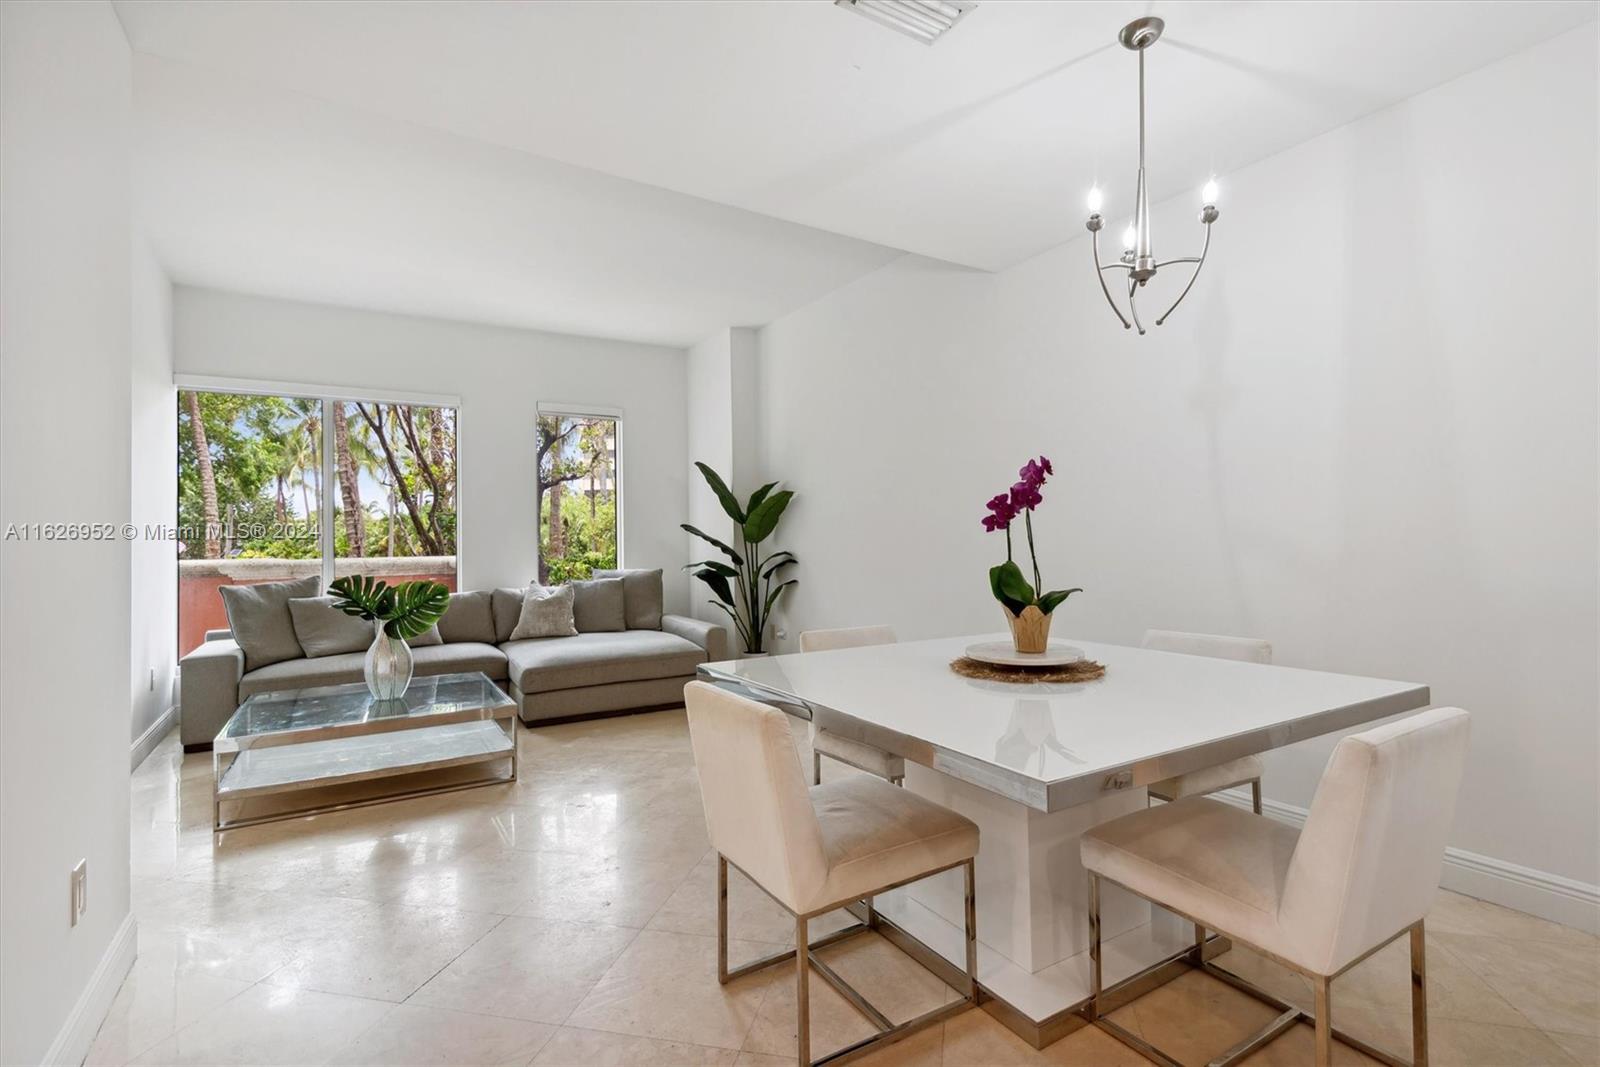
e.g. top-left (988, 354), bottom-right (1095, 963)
top-left (1037, 588), bottom-right (1083, 615)
top-left (762, 578), bottom-right (797, 618)
top-left (329, 574), bottom-right (387, 620)
top-left (761, 556), bottom-right (797, 579)
top-left (745, 481), bottom-right (779, 517)
top-left (988, 562), bottom-right (1032, 615)
top-left (680, 523), bottom-right (744, 564)
top-left (684, 559), bottom-right (739, 578)
top-left (695, 462), bottom-right (745, 524)
top-left (707, 600), bottom-right (751, 649)
top-left (692, 568), bottom-right (736, 606)
top-left (742, 489), bottom-right (793, 544)
top-left (383, 580), bottom-right (450, 638)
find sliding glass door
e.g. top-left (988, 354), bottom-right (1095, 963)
top-left (176, 389), bottom-right (457, 657)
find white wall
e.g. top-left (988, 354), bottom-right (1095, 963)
top-left (0, 2), bottom-right (137, 1062)
top-left (130, 238), bottom-right (176, 755)
top-left (686, 327), bottom-right (760, 624)
top-left (756, 27), bottom-right (1598, 902)
top-left (173, 287), bottom-right (691, 610)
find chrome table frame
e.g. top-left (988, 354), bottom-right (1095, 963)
top-left (717, 854), bottom-right (978, 1067)
top-left (212, 673), bottom-right (518, 834)
top-left (1088, 871), bottom-right (1427, 1067)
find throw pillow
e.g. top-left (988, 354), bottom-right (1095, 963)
top-left (594, 568), bottom-right (664, 630)
top-left (571, 577), bottom-right (626, 633)
top-left (436, 589), bottom-right (497, 644)
top-left (220, 575), bottom-right (321, 671)
top-left (288, 596), bottom-right (373, 658)
top-left (406, 623), bottom-right (443, 647)
top-left (492, 587), bottom-right (526, 642)
top-left (508, 584), bottom-right (578, 641)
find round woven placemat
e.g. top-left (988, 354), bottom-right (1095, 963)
top-left (949, 657), bottom-right (1106, 684)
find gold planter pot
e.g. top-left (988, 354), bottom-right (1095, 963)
top-left (1004, 605), bottom-right (1052, 654)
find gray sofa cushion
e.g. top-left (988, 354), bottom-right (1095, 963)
top-left (407, 623), bottom-right (443, 647)
top-left (410, 641), bottom-right (509, 681)
top-left (502, 630), bottom-right (705, 695)
top-left (238, 641), bottom-right (510, 697)
top-left (220, 576), bottom-right (320, 672)
top-left (288, 596), bottom-right (372, 658)
top-left (492, 587), bottom-right (527, 643)
top-left (509, 584), bottom-right (578, 640)
top-left (594, 569), bottom-right (664, 630)
top-left (437, 590), bottom-right (496, 644)
top-left (571, 577), bottom-right (626, 633)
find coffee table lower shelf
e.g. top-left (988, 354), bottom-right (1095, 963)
top-left (214, 720), bottom-right (516, 832)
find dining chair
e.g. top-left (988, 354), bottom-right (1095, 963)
top-left (1082, 706), bottom-right (1471, 1067)
top-left (1142, 629), bottom-right (1272, 813)
top-left (797, 625), bottom-right (906, 786)
top-left (684, 681), bottom-right (979, 1067)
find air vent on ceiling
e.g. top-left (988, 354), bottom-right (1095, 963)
top-left (834, 0), bottom-right (976, 45)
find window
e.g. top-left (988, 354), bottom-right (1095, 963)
top-left (536, 409), bottom-right (620, 584)
top-left (176, 387), bottom-right (458, 657)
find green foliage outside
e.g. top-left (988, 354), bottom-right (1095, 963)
top-left (536, 414), bottom-right (619, 584)
top-left (540, 493), bottom-right (617, 584)
top-left (178, 391), bottom-right (456, 562)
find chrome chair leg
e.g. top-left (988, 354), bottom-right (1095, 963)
top-left (964, 859), bottom-right (979, 1003)
top-left (1411, 921), bottom-right (1429, 1066)
top-left (796, 914), bottom-right (811, 1067)
top-left (716, 854), bottom-right (730, 984)
top-left (1314, 976), bottom-right (1332, 1067)
top-left (1087, 873), bottom-right (1102, 1021)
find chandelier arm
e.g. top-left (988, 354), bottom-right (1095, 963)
top-left (1153, 257), bottom-right (1201, 268)
top-left (1091, 229), bottom-right (1133, 330)
top-left (1100, 263), bottom-right (1134, 273)
top-left (1127, 276), bottom-right (1146, 336)
top-left (1154, 223), bottom-right (1213, 327)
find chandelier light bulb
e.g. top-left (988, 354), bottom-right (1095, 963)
top-left (1085, 17), bottom-right (1222, 335)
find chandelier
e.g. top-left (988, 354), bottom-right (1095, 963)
top-left (1085, 17), bottom-right (1219, 335)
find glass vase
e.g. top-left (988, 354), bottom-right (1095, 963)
top-left (364, 620), bottom-right (414, 702)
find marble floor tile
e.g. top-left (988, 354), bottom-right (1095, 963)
top-left (509, 847), bottom-right (701, 930)
top-left (326, 1003), bottom-right (556, 1065)
top-left (128, 983), bottom-right (391, 1066)
top-left (941, 1009), bottom-right (1150, 1065)
top-left (1105, 968), bottom-right (1282, 1065)
top-left (264, 903), bottom-right (505, 1001)
top-left (1430, 891), bottom-right (1600, 949)
top-left (1333, 930), bottom-right (1533, 1029)
top-left (1435, 931), bottom-right (1600, 1037)
top-left (531, 1025), bottom-right (740, 1065)
top-left (566, 929), bottom-right (776, 1050)
top-left (410, 914), bottom-right (639, 1024)
top-left (83, 956), bottom-right (253, 1066)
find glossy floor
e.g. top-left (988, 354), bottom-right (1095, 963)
top-left (98, 709), bottom-right (1597, 1066)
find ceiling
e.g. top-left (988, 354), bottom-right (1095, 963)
top-left (117, 0), bottom-right (1595, 343)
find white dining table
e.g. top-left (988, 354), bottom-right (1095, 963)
top-left (697, 633), bottom-right (1430, 1048)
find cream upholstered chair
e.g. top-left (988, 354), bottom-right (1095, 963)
top-left (684, 681), bottom-right (978, 1066)
top-left (1083, 707), bottom-right (1471, 1067)
top-left (1142, 629), bottom-right (1273, 813)
top-left (797, 625), bottom-right (906, 786)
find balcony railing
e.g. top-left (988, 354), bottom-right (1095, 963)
top-left (179, 556), bottom-right (458, 658)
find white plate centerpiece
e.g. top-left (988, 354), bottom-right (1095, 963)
top-left (963, 640), bottom-right (1085, 669)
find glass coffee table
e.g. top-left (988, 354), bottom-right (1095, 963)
top-left (212, 671), bottom-right (517, 832)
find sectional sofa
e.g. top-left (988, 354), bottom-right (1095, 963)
top-left (177, 568), bottom-right (727, 750)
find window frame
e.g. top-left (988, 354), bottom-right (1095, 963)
top-left (173, 372), bottom-right (463, 599)
top-left (535, 402), bottom-right (624, 576)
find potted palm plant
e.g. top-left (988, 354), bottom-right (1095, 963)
top-left (329, 576), bottom-right (450, 700)
top-left (683, 462), bottom-right (797, 655)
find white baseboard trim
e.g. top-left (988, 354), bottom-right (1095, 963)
top-left (42, 911), bottom-right (137, 1066)
top-left (1211, 786), bottom-right (1600, 935)
top-left (130, 704), bottom-right (177, 771)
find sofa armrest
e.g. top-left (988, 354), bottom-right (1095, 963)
top-left (204, 628), bottom-right (233, 642)
top-left (661, 614), bottom-right (729, 663)
top-left (179, 638), bottom-right (245, 748)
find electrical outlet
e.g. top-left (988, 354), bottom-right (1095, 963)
top-left (70, 860), bottom-right (87, 926)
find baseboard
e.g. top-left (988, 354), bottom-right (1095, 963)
top-left (42, 911), bottom-right (137, 1066)
top-left (1211, 786), bottom-right (1600, 935)
top-left (130, 704), bottom-right (177, 770)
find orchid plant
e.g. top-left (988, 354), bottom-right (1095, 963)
top-left (983, 456), bottom-right (1081, 618)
